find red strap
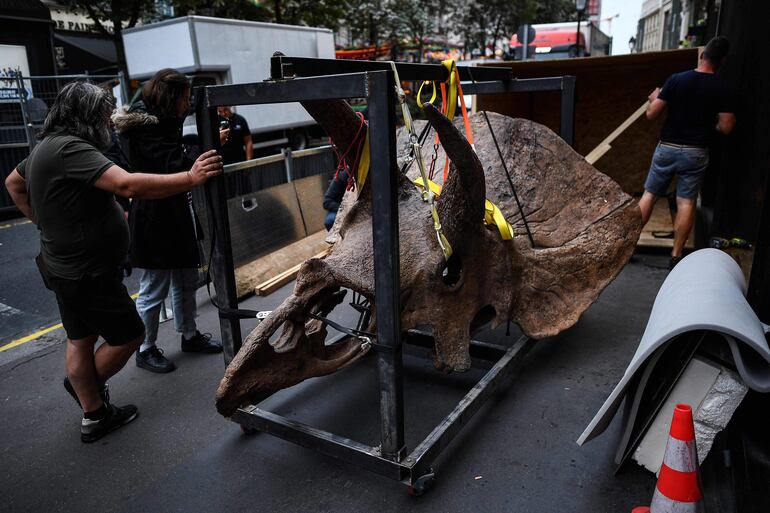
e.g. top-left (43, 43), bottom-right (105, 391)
top-left (331, 112), bottom-right (367, 190)
top-left (436, 70), bottom-right (475, 182)
top-left (456, 69), bottom-right (474, 146)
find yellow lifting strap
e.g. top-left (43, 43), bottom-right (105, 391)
top-left (355, 129), bottom-right (370, 197)
top-left (391, 62), bottom-right (453, 260)
top-left (441, 59), bottom-right (458, 120)
top-left (413, 177), bottom-right (515, 241)
top-left (416, 79), bottom-right (437, 108)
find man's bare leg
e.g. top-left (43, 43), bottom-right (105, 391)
top-left (93, 333), bottom-right (144, 385)
top-left (65, 336), bottom-right (102, 412)
top-left (672, 197), bottom-right (697, 258)
top-left (638, 191), bottom-right (658, 226)
top-left (67, 334), bottom-right (143, 412)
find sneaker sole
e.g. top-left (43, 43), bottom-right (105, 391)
top-left (81, 411), bottom-right (138, 444)
top-left (181, 346), bottom-right (223, 354)
top-left (136, 359), bottom-right (176, 373)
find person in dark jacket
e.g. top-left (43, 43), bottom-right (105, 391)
top-left (114, 68), bottom-right (228, 373)
top-left (323, 168), bottom-right (349, 230)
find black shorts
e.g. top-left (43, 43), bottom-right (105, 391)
top-left (39, 262), bottom-right (144, 345)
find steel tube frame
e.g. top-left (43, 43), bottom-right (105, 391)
top-left (461, 76), bottom-right (576, 146)
top-left (197, 58), bottom-right (575, 490)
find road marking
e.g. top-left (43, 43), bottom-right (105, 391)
top-left (0, 292), bottom-right (140, 353)
top-left (0, 323), bottom-right (63, 352)
top-left (0, 220), bottom-right (31, 230)
top-left (0, 302), bottom-right (23, 318)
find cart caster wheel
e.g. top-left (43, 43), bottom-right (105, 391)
top-left (239, 424), bottom-right (258, 435)
top-left (407, 469), bottom-right (436, 496)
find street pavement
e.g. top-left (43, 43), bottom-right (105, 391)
top-left (0, 216), bottom-right (140, 365)
top-left (0, 248), bottom-right (676, 512)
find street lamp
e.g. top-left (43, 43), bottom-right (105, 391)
top-left (575, 0), bottom-right (587, 57)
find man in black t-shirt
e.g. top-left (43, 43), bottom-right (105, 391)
top-left (4, 82), bottom-right (223, 443)
top-left (217, 106), bottom-right (253, 164)
top-left (639, 37), bottom-right (736, 269)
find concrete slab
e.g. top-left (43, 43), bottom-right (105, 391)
top-left (0, 257), bottom-right (670, 512)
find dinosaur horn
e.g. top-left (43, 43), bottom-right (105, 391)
top-left (423, 103), bottom-right (486, 241)
top-left (301, 99), bottom-right (364, 153)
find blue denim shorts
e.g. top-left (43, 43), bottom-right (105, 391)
top-left (644, 143), bottom-right (709, 199)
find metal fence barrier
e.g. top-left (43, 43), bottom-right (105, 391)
top-left (194, 145), bottom-right (336, 268)
top-left (0, 73), bottom-right (123, 211)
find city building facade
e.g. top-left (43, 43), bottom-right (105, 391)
top-left (635, 0), bottom-right (712, 53)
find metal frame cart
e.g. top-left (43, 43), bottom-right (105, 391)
top-left (196, 57), bottom-right (575, 494)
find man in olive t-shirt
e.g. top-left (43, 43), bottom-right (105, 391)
top-left (4, 81), bottom-right (223, 443)
top-left (19, 134), bottom-right (130, 279)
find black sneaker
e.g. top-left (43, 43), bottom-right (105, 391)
top-left (136, 346), bottom-right (176, 373)
top-left (81, 402), bottom-right (138, 443)
top-left (669, 255), bottom-right (683, 270)
top-left (181, 331), bottom-right (223, 354)
top-left (63, 377), bottom-right (109, 408)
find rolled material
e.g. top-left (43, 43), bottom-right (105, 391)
top-left (578, 249), bottom-right (770, 446)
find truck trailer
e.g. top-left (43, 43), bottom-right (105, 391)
top-left (510, 21), bottom-right (611, 60)
top-left (122, 15), bottom-right (336, 149)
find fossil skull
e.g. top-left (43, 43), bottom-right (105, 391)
top-left (216, 99), bottom-right (641, 416)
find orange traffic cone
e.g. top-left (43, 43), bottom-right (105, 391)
top-left (632, 404), bottom-right (704, 513)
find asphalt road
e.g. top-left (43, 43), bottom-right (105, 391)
top-left (0, 256), bottom-right (669, 513)
top-left (0, 216), bottom-right (140, 361)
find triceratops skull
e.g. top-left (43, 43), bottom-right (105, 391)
top-left (216, 98), bottom-right (641, 416)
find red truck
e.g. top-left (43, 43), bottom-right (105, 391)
top-left (510, 21), bottom-right (611, 60)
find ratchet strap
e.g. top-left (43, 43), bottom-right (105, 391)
top-left (390, 61), bottom-right (453, 261)
top-left (418, 60), bottom-right (475, 181)
top-left (413, 177), bottom-right (514, 241)
top-left (307, 313), bottom-right (380, 352)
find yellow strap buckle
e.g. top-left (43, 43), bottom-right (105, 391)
top-left (417, 80), bottom-right (438, 108)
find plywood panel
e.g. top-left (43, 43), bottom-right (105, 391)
top-left (234, 230), bottom-right (329, 298)
top-left (293, 174), bottom-right (330, 235)
top-left (637, 199), bottom-right (694, 249)
top-left (476, 49), bottom-right (699, 195)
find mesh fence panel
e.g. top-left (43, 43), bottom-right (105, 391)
top-left (0, 75), bottom-right (120, 210)
top-left (195, 147), bottom-right (337, 272)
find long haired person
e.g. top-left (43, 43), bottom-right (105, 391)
top-left (4, 81), bottom-right (222, 442)
top-left (113, 68), bottom-right (229, 372)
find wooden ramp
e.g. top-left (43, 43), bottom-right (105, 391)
top-left (637, 199), bottom-right (694, 249)
top-left (234, 230), bottom-right (329, 299)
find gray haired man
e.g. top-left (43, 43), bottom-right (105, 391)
top-left (4, 82), bottom-right (222, 442)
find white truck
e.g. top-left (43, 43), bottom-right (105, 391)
top-left (122, 15), bottom-right (336, 149)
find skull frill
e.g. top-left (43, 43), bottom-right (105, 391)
top-left (215, 100), bottom-right (641, 416)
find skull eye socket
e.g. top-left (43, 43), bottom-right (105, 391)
top-left (441, 253), bottom-right (463, 287)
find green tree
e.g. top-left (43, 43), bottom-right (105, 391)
top-left (385, 0), bottom-right (439, 61)
top-left (271, 0), bottom-right (346, 30)
top-left (59, 0), bottom-right (156, 78)
top-left (342, 0), bottom-right (388, 48)
top-left (172, 0), bottom-right (270, 21)
top-left (451, 0), bottom-right (577, 57)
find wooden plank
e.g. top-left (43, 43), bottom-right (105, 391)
top-left (637, 199), bottom-right (694, 249)
top-left (585, 101), bottom-right (649, 165)
top-left (255, 250), bottom-right (329, 296)
top-left (234, 230), bottom-right (329, 299)
top-left (476, 49), bottom-right (699, 195)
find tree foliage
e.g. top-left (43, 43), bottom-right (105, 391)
top-left (65, 0), bottom-right (580, 78)
top-left (59, 0), bottom-right (155, 77)
top-left (341, 0), bottom-right (578, 57)
top-left (171, 0), bottom-right (270, 22)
